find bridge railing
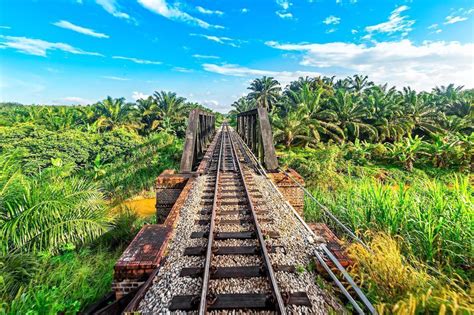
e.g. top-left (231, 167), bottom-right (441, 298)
top-left (180, 109), bottom-right (215, 173)
top-left (236, 107), bottom-right (278, 171)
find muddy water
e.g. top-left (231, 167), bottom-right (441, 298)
top-left (120, 198), bottom-right (156, 217)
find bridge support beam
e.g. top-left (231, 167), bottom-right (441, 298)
top-left (180, 109), bottom-right (215, 173)
top-left (236, 108), bottom-right (278, 171)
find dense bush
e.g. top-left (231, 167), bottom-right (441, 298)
top-left (0, 125), bottom-right (141, 174)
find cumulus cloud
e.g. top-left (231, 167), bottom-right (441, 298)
top-left (95, 0), bottom-right (130, 19)
top-left (190, 33), bottom-right (242, 47)
top-left (265, 40), bottom-right (474, 90)
top-left (53, 20), bottom-right (109, 38)
top-left (137, 0), bottom-right (223, 29)
top-left (241, 8), bottom-right (249, 14)
top-left (132, 91), bottom-right (150, 100)
top-left (323, 15), bottom-right (340, 25)
top-left (365, 5), bottom-right (414, 37)
top-left (0, 35), bottom-right (102, 57)
top-left (0, 26), bottom-right (11, 29)
top-left (202, 63), bottom-right (321, 85)
top-left (196, 6), bottom-right (223, 16)
top-left (112, 55), bottom-right (162, 64)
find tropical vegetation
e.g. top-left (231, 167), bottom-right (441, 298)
top-left (233, 75), bottom-right (473, 314)
top-left (0, 92), bottom-right (219, 313)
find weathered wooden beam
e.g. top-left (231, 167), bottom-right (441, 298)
top-left (257, 107), bottom-right (278, 170)
top-left (180, 109), bottom-right (215, 173)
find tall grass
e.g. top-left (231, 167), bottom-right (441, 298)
top-left (305, 174), bottom-right (473, 275)
top-left (347, 233), bottom-right (473, 314)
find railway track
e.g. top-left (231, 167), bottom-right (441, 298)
top-left (168, 124), bottom-right (312, 314)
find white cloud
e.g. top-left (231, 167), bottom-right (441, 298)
top-left (276, 11), bottom-right (293, 19)
top-left (137, 0), bottom-right (223, 29)
top-left (112, 55), bottom-right (162, 64)
top-left (102, 75), bottom-right (129, 80)
top-left (190, 33), bottom-right (242, 47)
top-left (428, 23), bottom-right (438, 29)
top-left (173, 67), bottom-right (193, 72)
top-left (444, 7), bottom-right (474, 25)
top-left (0, 26), bottom-right (11, 29)
top-left (265, 40), bottom-right (474, 90)
top-left (323, 15), bottom-right (340, 25)
top-left (241, 8), bottom-right (249, 13)
top-left (53, 20), bottom-right (109, 38)
top-left (95, 0), bottom-right (130, 19)
top-left (0, 35), bottom-right (102, 57)
top-left (196, 6), bottom-right (223, 16)
top-left (192, 54), bottom-right (220, 59)
top-left (365, 5), bottom-right (414, 37)
top-left (56, 96), bottom-right (92, 105)
top-left (326, 28), bottom-right (337, 33)
top-left (444, 15), bottom-right (468, 24)
top-left (132, 91), bottom-right (150, 100)
top-left (276, 0), bottom-right (292, 10)
top-left (275, 0), bottom-right (293, 19)
top-left (351, 29), bottom-right (358, 34)
top-left (202, 63), bottom-right (321, 86)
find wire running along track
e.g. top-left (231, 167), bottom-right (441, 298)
top-left (168, 124), bottom-right (312, 314)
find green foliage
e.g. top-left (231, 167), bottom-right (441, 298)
top-left (0, 152), bottom-right (110, 255)
top-left (2, 249), bottom-right (120, 314)
top-left (303, 166), bottom-right (472, 276)
top-left (97, 132), bottom-right (182, 200)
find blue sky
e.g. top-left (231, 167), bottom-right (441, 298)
top-left (0, 0), bottom-right (473, 112)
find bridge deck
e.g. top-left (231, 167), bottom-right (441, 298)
top-left (124, 126), bottom-right (344, 314)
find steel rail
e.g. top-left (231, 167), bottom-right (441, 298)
top-left (231, 129), bottom-right (377, 314)
top-left (198, 126), bottom-right (225, 314)
top-left (227, 125), bottom-right (287, 314)
top-left (320, 244), bottom-right (377, 314)
top-left (314, 251), bottom-right (365, 315)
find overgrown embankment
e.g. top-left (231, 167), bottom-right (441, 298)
top-left (280, 145), bottom-right (473, 314)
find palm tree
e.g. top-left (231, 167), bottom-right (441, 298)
top-left (388, 135), bottom-right (425, 171)
top-left (136, 96), bottom-right (157, 134)
top-left (95, 96), bottom-right (136, 131)
top-left (285, 83), bottom-right (344, 143)
top-left (348, 74), bottom-right (373, 94)
top-left (152, 91), bottom-right (187, 135)
top-left (365, 86), bottom-right (411, 142)
top-left (248, 76), bottom-right (281, 111)
top-left (402, 89), bottom-right (443, 136)
top-left (0, 152), bottom-right (110, 254)
top-left (329, 89), bottom-right (378, 141)
top-left (230, 97), bottom-right (255, 113)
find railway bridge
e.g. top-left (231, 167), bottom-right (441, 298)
top-left (91, 109), bottom-right (375, 314)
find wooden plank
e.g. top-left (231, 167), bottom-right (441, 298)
top-left (180, 266), bottom-right (264, 278)
top-left (184, 246), bottom-right (278, 256)
top-left (190, 231), bottom-right (256, 239)
top-left (169, 292), bottom-right (311, 311)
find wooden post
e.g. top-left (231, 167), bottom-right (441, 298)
top-left (257, 107), bottom-right (278, 170)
